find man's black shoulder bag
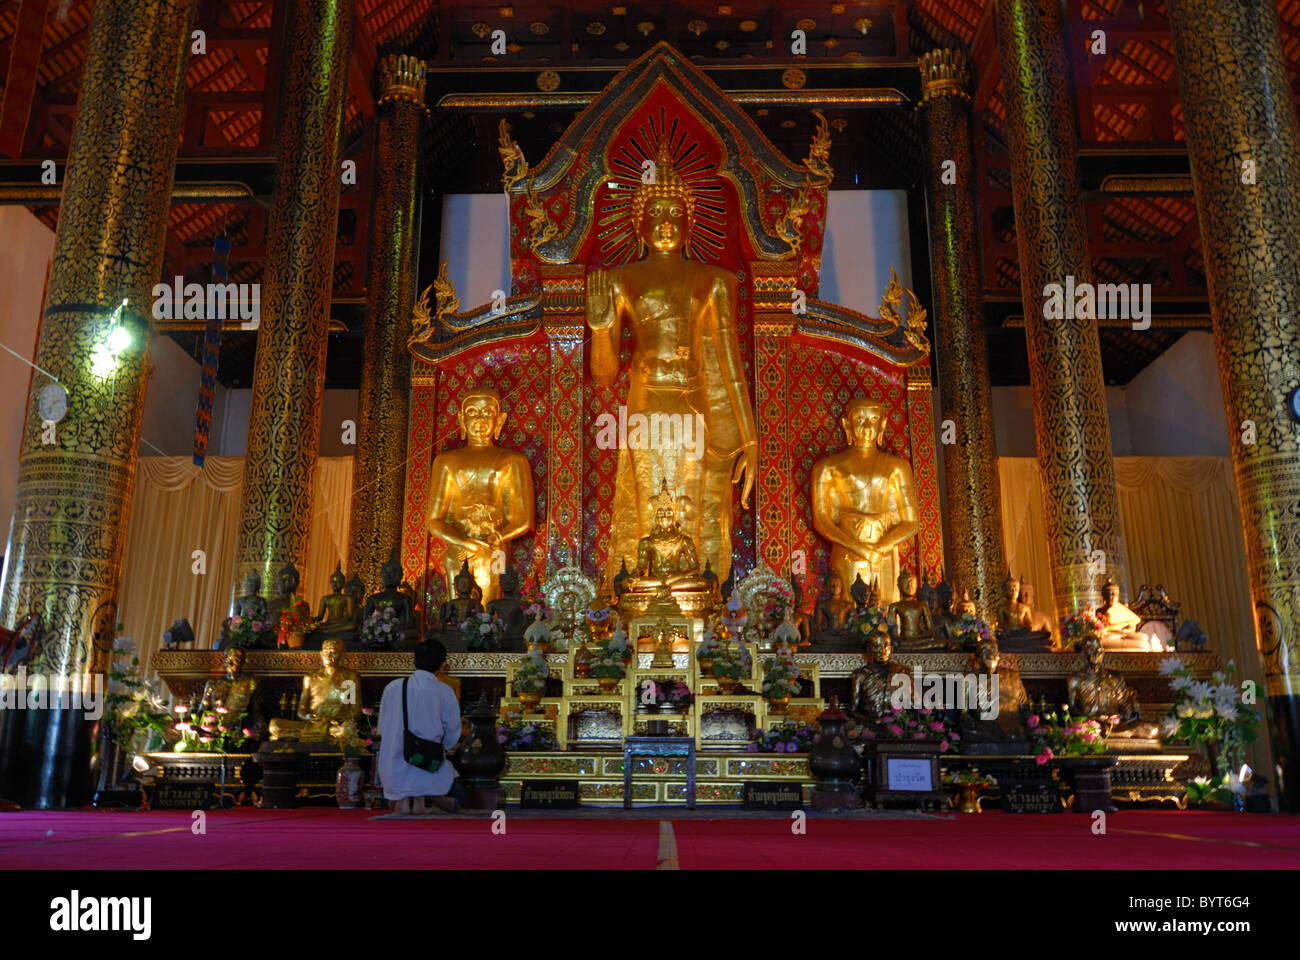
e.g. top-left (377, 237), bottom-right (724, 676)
top-left (402, 677), bottom-right (444, 773)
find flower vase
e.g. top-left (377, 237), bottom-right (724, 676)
top-left (767, 695), bottom-right (791, 714)
top-left (518, 690), bottom-right (542, 713)
top-left (598, 675), bottom-right (620, 693)
top-left (808, 701), bottom-right (862, 810)
top-left (697, 657), bottom-right (714, 677)
top-left (715, 675), bottom-right (738, 694)
top-left (336, 757), bottom-right (364, 809)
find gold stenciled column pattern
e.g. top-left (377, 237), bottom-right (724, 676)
top-left (233, 0), bottom-right (355, 595)
top-left (1167, 0), bottom-right (1300, 811)
top-left (916, 49), bottom-right (1007, 621)
top-left (994, 0), bottom-right (1127, 623)
top-left (0, 0), bottom-right (196, 676)
top-left (348, 55), bottom-right (426, 593)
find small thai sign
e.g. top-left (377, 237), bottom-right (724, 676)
top-left (521, 779), bottom-right (580, 809)
top-left (151, 782), bottom-right (213, 810)
top-left (742, 781), bottom-right (803, 810)
top-left (1002, 782), bottom-right (1062, 814)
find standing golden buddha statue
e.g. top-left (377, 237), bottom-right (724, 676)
top-left (811, 398), bottom-right (920, 605)
top-left (587, 142), bottom-right (758, 587)
top-left (426, 388), bottom-right (536, 604)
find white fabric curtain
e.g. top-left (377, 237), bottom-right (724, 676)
top-left (117, 456), bottom-right (353, 679)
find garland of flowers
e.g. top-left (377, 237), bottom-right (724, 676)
top-left (1061, 610), bottom-right (1101, 651)
top-left (461, 611), bottom-right (501, 651)
top-left (951, 612), bottom-right (994, 650)
top-left (360, 605), bottom-right (400, 650)
top-left (1026, 708), bottom-right (1107, 764)
top-left (865, 706), bottom-right (960, 753)
top-left (104, 639), bottom-right (171, 754)
top-left (748, 724), bottom-right (817, 753)
top-left (495, 720), bottom-right (558, 751)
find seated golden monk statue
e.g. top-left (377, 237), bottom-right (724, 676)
top-left (1068, 634), bottom-right (1162, 740)
top-left (1095, 578), bottom-right (1162, 651)
top-left (888, 568), bottom-right (938, 651)
top-left (361, 550), bottom-right (420, 647)
top-left (268, 638), bottom-right (361, 741)
top-left (314, 562), bottom-right (357, 643)
top-left (959, 638), bottom-right (1030, 743)
top-left (626, 481), bottom-right (707, 592)
top-left (425, 388), bottom-right (535, 605)
top-left (812, 398), bottom-right (920, 606)
top-left (850, 631), bottom-right (912, 724)
top-left (994, 573), bottom-right (1031, 634)
top-left (202, 648), bottom-right (259, 730)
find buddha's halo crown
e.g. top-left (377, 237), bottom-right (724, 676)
top-left (649, 478), bottom-right (683, 513)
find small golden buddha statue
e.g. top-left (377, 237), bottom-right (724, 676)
top-left (425, 388), bottom-right (536, 605)
top-left (814, 575), bottom-right (855, 637)
top-left (268, 638), bottom-right (361, 742)
top-left (361, 550), bottom-right (420, 647)
top-left (888, 568), bottom-right (937, 652)
top-left (850, 631), bottom-right (912, 724)
top-left (588, 142), bottom-right (758, 587)
top-left (1095, 578), bottom-right (1160, 651)
top-left (953, 588), bottom-right (977, 617)
top-left (1068, 634), bottom-right (1162, 740)
top-left (1017, 582), bottom-right (1053, 635)
top-left (314, 562), bottom-right (357, 642)
top-left (959, 638), bottom-right (1030, 742)
top-left (994, 573), bottom-right (1031, 634)
top-left (265, 561), bottom-right (310, 626)
top-left (811, 398), bottom-right (921, 607)
top-left (626, 481), bottom-right (707, 592)
top-left (439, 560), bottom-right (483, 627)
top-left (202, 648), bottom-right (259, 728)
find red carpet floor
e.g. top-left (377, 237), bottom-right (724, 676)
top-left (1, 809), bottom-right (1298, 870)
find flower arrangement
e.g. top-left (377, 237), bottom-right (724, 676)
top-left (951, 613), bottom-right (994, 650)
top-left (651, 680), bottom-right (694, 712)
top-left (223, 614), bottom-right (274, 649)
top-left (1026, 707), bottom-right (1107, 764)
top-left (338, 733), bottom-right (371, 758)
top-left (524, 599), bottom-right (550, 622)
top-left (748, 724), bottom-right (818, 753)
top-left (710, 642), bottom-right (747, 682)
top-left (867, 707), bottom-right (960, 753)
top-left (360, 605), bottom-right (400, 649)
top-left (761, 655), bottom-right (802, 700)
top-left (591, 628), bottom-right (633, 680)
top-left (698, 630), bottom-right (724, 660)
top-left (514, 650), bottom-right (550, 695)
top-left (1159, 656), bottom-right (1259, 785)
top-left (857, 606), bottom-right (894, 648)
top-left (495, 721), bottom-right (558, 751)
top-left (104, 639), bottom-right (171, 754)
top-left (1061, 610), bottom-right (1102, 650)
top-left (173, 699), bottom-right (250, 753)
top-left (277, 606), bottom-right (315, 640)
top-left (461, 611), bottom-right (500, 651)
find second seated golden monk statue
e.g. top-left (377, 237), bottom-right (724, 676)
top-left (587, 143), bottom-right (758, 587)
top-left (850, 630), bottom-right (912, 724)
top-left (811, 398), bottom-right (920, 606)
top-left (1095, 578), bottom-right (1162, 651)
top-left (268, 638), bottom-right (361, 742)
top-left (626, 480), bottom-right (707, 592)
top-left (1068, 634), bottom-right (1162, 740)
top-left (202, 648), bottom-right (259, 730)
top-left (426, 388), bottom-right (535, 605)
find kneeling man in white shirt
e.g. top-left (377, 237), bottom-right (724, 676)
top-left (378, 639), bottom-right (462, 814)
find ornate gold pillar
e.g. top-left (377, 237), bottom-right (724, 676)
top-left (994, 0), bottom-right (1126, 623)
top-left (347, 55), bottom-right (425, 592)
top-left (233, 0), bottom-right (354, 593)
top-left (0, 0), bottom-right (196, 805)
top-left (917, 49), bottom-right (1007, 621)
top-left (1167, 0), bottom-right (1300, 811)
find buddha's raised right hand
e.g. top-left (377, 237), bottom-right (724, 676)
top-left (586, 268), bottom-right (615, 325)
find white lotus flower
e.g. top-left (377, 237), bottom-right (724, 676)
top-left (1157, 656), bottom-right (1182, 676)
top-left (1170, 675), bottom-right (1193, 692)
